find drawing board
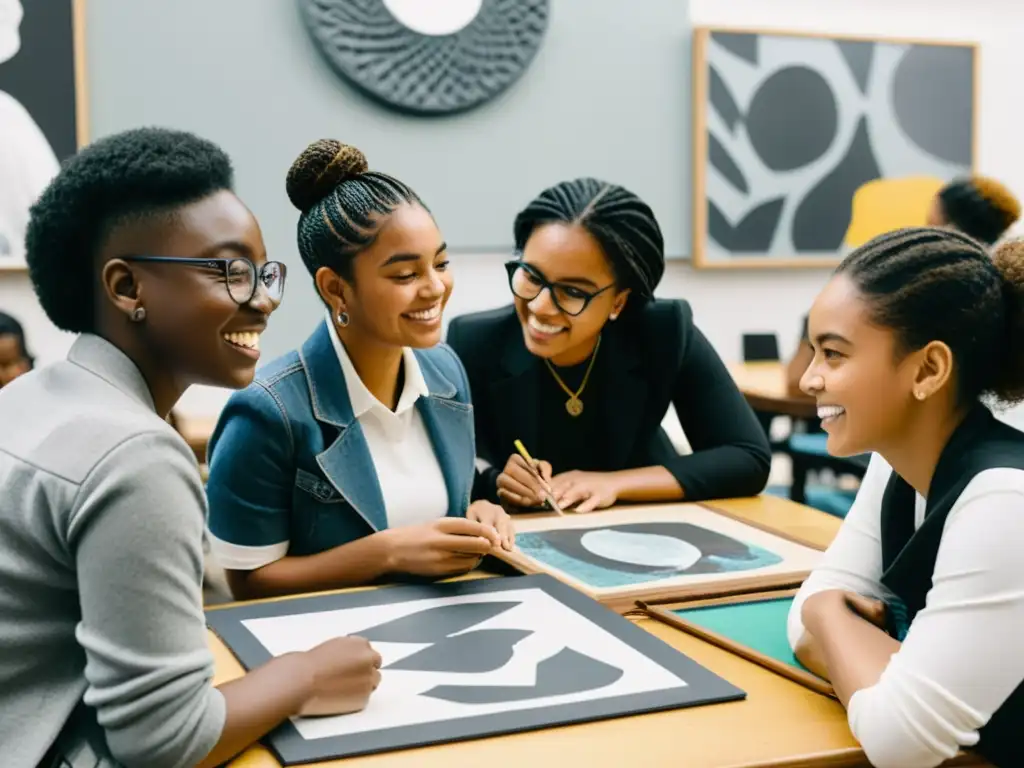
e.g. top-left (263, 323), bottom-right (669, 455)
top-left (206, 574), bottom-right (745, 764)
top-left (643, 590), bottom-right (833, 696)
top-left (494, 504), bottom-right (824, 610)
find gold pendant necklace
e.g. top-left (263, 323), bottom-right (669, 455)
top-left (544, 336), bottom-right (601, 417)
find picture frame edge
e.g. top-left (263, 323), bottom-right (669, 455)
top-left (641, 599), bottom-right (835, 698)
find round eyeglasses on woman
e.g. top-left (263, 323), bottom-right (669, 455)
top-left (504, 260), bottom-right (614, 317)
top-left (121, 255), bottom-right (287, 305)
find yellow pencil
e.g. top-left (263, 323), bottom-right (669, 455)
top-left (513, 439), bottom-right (565, 515)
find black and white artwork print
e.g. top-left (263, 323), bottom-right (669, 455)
top-left (207, 575), bottom-right (744, 763)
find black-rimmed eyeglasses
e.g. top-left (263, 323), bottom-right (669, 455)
top-left (122, 256), bottom-right (287, 306)
top-left (504, 261), bottom-right (614, 317)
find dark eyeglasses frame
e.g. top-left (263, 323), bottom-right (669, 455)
top-left (504, 260), bottom-right (615, 317)
top-left (121, 255), bottom-right (287, 306)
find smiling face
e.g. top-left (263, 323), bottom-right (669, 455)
top-left (514, 222), bottom-right (629, 366)
top-left (321, 202), bottom-right (452, 348)
top-left (100, 189), bottom-right (275, 390)
top-left (799, 273), bottom-right (924, 457)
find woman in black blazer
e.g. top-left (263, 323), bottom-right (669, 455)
top-left (447, 178), bottom-right (771, 513)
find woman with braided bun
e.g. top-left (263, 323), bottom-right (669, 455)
top-left (789, 229), bottom-right (1024, 768)
top-left (447, 177), bottom-right (771, 513)
top-left (206, 139), bottom-right (511, 600)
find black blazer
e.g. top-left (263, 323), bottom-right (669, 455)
top-left (446, 300), bottom-right (771, 504)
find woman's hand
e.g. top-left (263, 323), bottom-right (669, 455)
top-left (381, 518), bottom-right (500, 577)
top-left (467, 500), bottom-right (515, 550)
top-left (802, 589), bottom-right (886, 636)
top-left (295, 635), bottom-right (382, 716)
top-left (549, 470), bottom-right (620, 513)
top-left (496, 454), bottom-right (553, 510)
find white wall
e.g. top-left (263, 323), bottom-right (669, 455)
top-left (1, 0), bottom-right (1020, 418)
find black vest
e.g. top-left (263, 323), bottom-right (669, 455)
top-left (880, 406), bottom-right (1024, 767)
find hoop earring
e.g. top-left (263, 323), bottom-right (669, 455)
top-left (131, 307), bottom-right (147, 322)
top-left (337, 311), bottom-right (350, 328)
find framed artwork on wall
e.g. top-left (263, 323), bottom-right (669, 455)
top-left (691, 27), bottom-right (978, 269)
top-left (0, 0), bottom-right (88, 271)
top-left (492, 503), bottom-right (825, 612)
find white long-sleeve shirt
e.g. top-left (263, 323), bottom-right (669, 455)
top-left (787, 452), bottom-right (1024, 768)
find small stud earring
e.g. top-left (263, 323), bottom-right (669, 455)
top-left (131, 307), bottom-right (146, 322)
top-left (915, 390), bottom-right (925, 401)
top-left (337, 311), bottom-right (350, 328)
top-left (609, 313), bottom-right (618, 321)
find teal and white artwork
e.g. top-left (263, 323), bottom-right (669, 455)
top-left (505, 505), bottom-right (823, 604)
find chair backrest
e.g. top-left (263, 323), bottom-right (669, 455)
top-left (742, 333), bottom-right (780, 362)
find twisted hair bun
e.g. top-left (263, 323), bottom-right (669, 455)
top-left (286, 139), bottom-right (369, 213)
top-left (991, 238), bottom-right (1024, 403)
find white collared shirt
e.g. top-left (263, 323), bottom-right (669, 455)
top-left (327, 317), bottom-right (449, 529)
top-left (787, 452), bottom-right (1024, 768)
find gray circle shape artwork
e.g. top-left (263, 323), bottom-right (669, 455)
top-left (298, 0), bottom-right (551, 116)
top-left (746, 66), bottom-right (838, 172)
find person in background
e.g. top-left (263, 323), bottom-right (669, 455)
top-left (788, 228), bottom-right (1024, 768)
top-left (205, 139), bottom-right (511, 601)
top-left (786, 175), bottom-right (1021, 392)
top-left (0, 127), bottom-right (382, 768)
top-left (447, 177), bottom-right (771, 513)
top-left (0, 309), bottom-right (32, 387)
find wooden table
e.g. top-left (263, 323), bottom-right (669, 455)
top-left (207, 497), bottom-right (980, 768)
top-left (728, 362), bottom-right (816, 420)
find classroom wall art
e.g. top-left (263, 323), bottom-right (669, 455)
top-left (691, 27), bottom-right (977, 269)
top-left (206, 574), bottom-right (744, 764)
top-left (0, 0), bottom-right (87, 270)
top-left (494, 504), bottom-right (824, 611)
top-left (298, 0), bottom-right (550, 116)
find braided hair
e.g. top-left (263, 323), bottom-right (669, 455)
top-left (513, 178), bottom-right (665, 310)
top-left (285, 140), bottom-right (425, 281)
top-left (837, 226), bottom-right (1024, 406)
top-left (937, 176), bottom-right (1020, 245)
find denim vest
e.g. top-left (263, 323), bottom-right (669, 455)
top-left (206, 323), bottom-right (476, 557)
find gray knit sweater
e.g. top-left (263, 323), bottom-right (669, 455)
top-left (0, 335), bottom-right (225, 767)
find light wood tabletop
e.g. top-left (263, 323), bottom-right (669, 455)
top-left (728, 362), bottom-right (817, 419)
top-left (207, 497), bottom-right (981, 768)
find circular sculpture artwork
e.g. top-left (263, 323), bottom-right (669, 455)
top-left (298, 0), bottom-right (551, 116)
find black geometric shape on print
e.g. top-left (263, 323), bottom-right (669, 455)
top-left (747, 66), bottom-right (838, 172)
top-left (711, 32), bottom-right (758, 65)
top-left (421, 647), bottom-right (624, 704)
top-left (730, 197), bottom-right (785, 252)
top-left (385, 629), bottom-right (532, 673)
top-left (892, 45), bottom-right (973, 165)
top-left (709, 66), bottom-right (743, 134)
top-left (791, 116), bottom-right (881, 252)
top-left (707, 198), bottom-right (784, 254)
top-left (836, 40), bottom-right (875, 95)
top-left (357, 601), bottom-right (520, 643)
top-left (708, 200), bottom-right (735, 251)
top-left (708, 132), bottom-right (748, 193)
top-left (523, 522), bottom-right (778, 576)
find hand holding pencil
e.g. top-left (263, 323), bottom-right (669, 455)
top-left (495, 440), bottom-right (565, 514)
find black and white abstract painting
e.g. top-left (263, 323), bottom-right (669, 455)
top-left (0, 0), bottom-right (83, 269)
top-left (692, 28), bottom-right (976, 268)
top-left (207, 575), bottom-right (744, 764)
